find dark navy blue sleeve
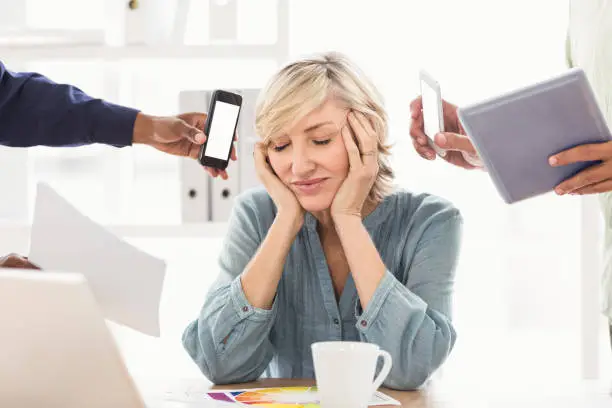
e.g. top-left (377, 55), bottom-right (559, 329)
top-left (0, 60), bottom-right (139, 147)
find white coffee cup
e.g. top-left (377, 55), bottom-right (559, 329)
top-left (311, 341), bottom-right (392, 408)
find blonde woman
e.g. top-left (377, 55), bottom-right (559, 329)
top-left (183, 52), bottom-right (463, 390)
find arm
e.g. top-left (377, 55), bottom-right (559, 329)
top-left (241, 212), bottom-right (302, 309)
top-left (334, 215), bottom-right (386, 308)
top-left (0, 61), bottom-right (137, 147)
top-left (337, 211), bottom-right (462, 390)
top-left (182, 192), bottom-right (299, 384)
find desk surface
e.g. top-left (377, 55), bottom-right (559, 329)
top-left (142, 377), bottom-right (612, 408)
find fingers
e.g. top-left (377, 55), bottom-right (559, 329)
top-left (412, 139), bottom-right (436, 160)
top-left (457, 117), bottom-right (467, 135)
top-left (341, 123), bottom-right (363, 169)
top-left (409, 105), bottom-right (433, 151)
top-left (178, 120), bottom-right (206, 144)
top-left (441, 100), bottom-right (461, 128)
top-left (23, 257), bottom-right (41, 269)
top-left (206, 167), bottom-right (227, 180)
top-left (192, 129), bottom-right (206, 144)
top-left (549, 141), bottom-right (612, 166)
top-left (230, 134), bottom-right (238, 161)
top-left (205, 167), bottom-right (219, 178)
top-left (555, 162), bottom-right (612, 194)
top-left (410, 96), bottom-right (423, 119)
top-left (0, 253), bottom-right (40, 270)
top-left (202, 132), bottom-right (237, 178)
top-left (254, 143), bottom-right (274, 182)
top-left (409, 111), bottom-right (429, 147)
top-left (348, 111), bottom-right (377, 160)
top-left (189, 143), bottom-right (202, 160)
top-left (571, 179), bottom-right (612, 195)
top-left (229, 132), bottom-right (239, 161)
top-left (178, 112), bottom-right (208, 132)
top-left (446, 152), bottom-right (478, 170)
top-left (434, 132), bottom-right (477, 155)
top-left (410, 129), bottom-right (481, 169)
top-left (460, 151), bottom-right (485, 169)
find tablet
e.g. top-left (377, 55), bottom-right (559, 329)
top-left (457, 68), bottom-right (612, 204)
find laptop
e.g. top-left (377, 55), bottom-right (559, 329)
top-left (0, 269), bottom-right (234, 408)
top-left (0, 269), bottom-right (147, 408)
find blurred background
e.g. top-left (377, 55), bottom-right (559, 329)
top-left (0, 0), bottom-right (608, 388)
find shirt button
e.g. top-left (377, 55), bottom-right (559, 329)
top-left (333, 318), bottom-right (340, 325)
top-left (242, 306), bottom-right (249, 312)
top-left (360, 320), bottom-right (368, 327)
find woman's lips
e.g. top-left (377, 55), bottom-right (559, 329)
top-left (292, 178), bottom-right (328, 194)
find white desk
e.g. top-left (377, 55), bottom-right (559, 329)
top-left (136, 377), bottom-right (612, 408)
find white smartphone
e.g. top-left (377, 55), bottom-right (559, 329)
top-left (419, 70), bottom-right (447, 157)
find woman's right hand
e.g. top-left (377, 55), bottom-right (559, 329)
top-left (254, 143), bottom-right (305, 229)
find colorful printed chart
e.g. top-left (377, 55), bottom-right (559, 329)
top-left (207, 387), bottom-right (318, 407)
top-left (205, 386), bottom-right (400, 407)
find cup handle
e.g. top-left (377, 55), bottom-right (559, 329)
top-left (371, 350), bottom-right (392, 394)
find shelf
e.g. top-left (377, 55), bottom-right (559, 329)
top-left (0, 222), bottom-right (229, 239)
top-left (0, 43), bottom-right (286, 61)
top-left (0, 28), bottom-right (105, 46)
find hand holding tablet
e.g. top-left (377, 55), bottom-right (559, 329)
top-left (549, 140), bottom-right (612, 196)
top-left (457, 68), bottom-right (612, 203)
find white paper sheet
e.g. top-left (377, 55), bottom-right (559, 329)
top-left (28, 182), bottom-right (166, 337)
top-left (152, 382), bottom-right (401, 406)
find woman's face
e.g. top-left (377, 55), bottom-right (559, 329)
top-left (267, 98), bottom-right (350, 213)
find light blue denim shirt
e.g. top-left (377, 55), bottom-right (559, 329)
top-left (182, 187), bottom-right (462, 390)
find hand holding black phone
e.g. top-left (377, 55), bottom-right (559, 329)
top-left (198, 90), bottom-right (243, 170)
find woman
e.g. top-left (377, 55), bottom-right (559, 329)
top-left (182, 52), bottom-right (463, 390)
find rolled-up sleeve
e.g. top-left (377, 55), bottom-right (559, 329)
top-left (355, 213), bottom-right (462, 390)
top-left (182, 194), bottom-right (277, 384)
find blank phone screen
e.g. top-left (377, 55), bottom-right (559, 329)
top-left (421, 80), bottom-right (442, 138)
top-left (205, 101), bottom-right (240, 160)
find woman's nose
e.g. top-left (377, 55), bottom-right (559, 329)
top-left (292, 148), bottom-right (316, 177)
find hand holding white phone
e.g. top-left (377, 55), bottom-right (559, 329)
top-left (419, 70), bottom-right (447, 158)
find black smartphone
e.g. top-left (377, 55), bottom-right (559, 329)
top-left (198, 89), bottom-right (243, 169)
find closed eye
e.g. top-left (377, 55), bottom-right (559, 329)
top-left (272, 137), bottom-right (331, 151)
top-left (273, 143), bottom-right (289, 152)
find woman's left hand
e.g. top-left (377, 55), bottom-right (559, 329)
top-left (331, 111), bottom-right (379, 220)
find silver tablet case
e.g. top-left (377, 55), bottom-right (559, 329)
top-left (457, 68), bottom-right (612, 204)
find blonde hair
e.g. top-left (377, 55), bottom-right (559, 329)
top-left (255, 51), bottom-right (394, 202)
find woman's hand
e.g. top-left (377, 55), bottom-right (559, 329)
top-left (331, 111), bottom-right (379, 221)
top-left (254, 143), bottom-right (305, 229)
